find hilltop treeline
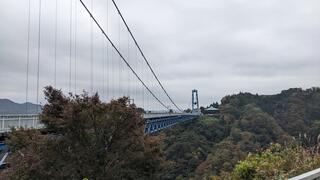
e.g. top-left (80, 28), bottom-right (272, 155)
top-left (158, 87), bottom-right (320, 179)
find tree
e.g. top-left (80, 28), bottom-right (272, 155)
top-left (214, 143), bottom-right (320, 180)
top-left (1, 86), bottom-right (162, 179)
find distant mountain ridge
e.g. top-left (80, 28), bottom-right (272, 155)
top-left (0, 99), bottom-right (41, 115)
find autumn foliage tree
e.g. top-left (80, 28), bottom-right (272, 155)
top-left (213, 143), bottom-right (320, 180)
top-left (1, 86), bottom-right (162, 179)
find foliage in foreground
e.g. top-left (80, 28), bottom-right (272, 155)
top-left (213, 143), bottom-right (320, 180)
top-left (0, 86), bottom-right (162, 180)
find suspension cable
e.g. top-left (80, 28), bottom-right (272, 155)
top-left (78, 0), bottom-right (169, 110)
top-left (69, 0), bottom-right (73, 93)
top-left (102, 35), bottom-right (106, 98)
top-left (36, 0), bottom-right (42, 113)
top-left (74, 0), bottom-right (77, 94)
top-left (90, 0), bottom-right (93, 95)
top-left (127, 28), bottom-right (132, 97)
top-left (25, 0), bottom-right (31, 113)
top-left (111, 0), bottom-right (182, 112)
top-left (106, 0), bottom-right (110, 99)
top-left (118, 15), bottom-right (121, 97)
top-left (54, 0), bottom-right (58, 87)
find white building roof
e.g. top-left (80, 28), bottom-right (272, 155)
top-left (205, 107), bottom-right (219, 111)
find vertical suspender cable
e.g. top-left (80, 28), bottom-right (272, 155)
top-left (106, 0), bottom-right (110, 99)
top-left (144, 58), bottom-right (147, 110)
top-left (90, 0), bottom-right (93, 95)
top-left (141, 47), bottom-right (145, 109)
top-left (118, 16), bottom-right (121, 97)
top-left (54, 0), bottom-right (58, 87)
top-left (36, 0), bottom-right (42, 113)
top-left (74, 0), bottom-right (77, 94)
top-left (106, 44), bottom-right (109, 100)
top-left (109, 2), bottom-right (114, 99)
top-left (110, 11), bottom-right (114, 99)
top-left (25, 0), bottom-right (31, 113)
top-left (69, 0), bottom-right (72, 92)
top-left (111, 43), bottom-right (114, 99)
top-left (135, 46), bottom-right (138, 106)
top-left (102, 35), bottom-right (105, 98)
top-left (127, 29), bottom-right (131, 97)
top-left (148, 70), bottom-right (151, 111)
top-left (140, 50), bottom-right (145, 108)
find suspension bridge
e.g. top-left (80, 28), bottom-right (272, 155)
top-left (0, 0), bottom-right (200, 135)
top-left (2, 1), bottom-right (320, 179)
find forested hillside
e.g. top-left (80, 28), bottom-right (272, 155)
top-left (158, 87), bottom-right (320, 179)
top-left (2, 87), bottom-right (320, 179)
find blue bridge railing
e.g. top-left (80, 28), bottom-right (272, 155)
top-left (144, 114), bottom-right (198, 134)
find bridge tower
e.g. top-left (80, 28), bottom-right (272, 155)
top-left (192, 89), bottom-right (199, 113)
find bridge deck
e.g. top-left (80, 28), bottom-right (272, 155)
top-left (144, 114), bottom-right (198, 134)
top-left (0, 113), bottom-right (199, 134)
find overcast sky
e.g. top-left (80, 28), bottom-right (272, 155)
top-left (0, 0), bottom-right (319, 110)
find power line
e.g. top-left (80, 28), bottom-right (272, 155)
top-left (78, 0), bottom-right (169, 110)
top-left (111, 0), bottom-right (182, 112)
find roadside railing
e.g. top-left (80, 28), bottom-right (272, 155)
top-left (0, 114), bottom-right (42, 133)
top-left (289, 168), bottom-right (320, 180)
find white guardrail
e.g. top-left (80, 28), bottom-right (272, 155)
top-left (289, 168), bottom-right (320, 180)
top-left (0, 114), bottom-right (42, 133)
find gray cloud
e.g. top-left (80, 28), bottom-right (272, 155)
top-left (0, 0), bottom-right (319, 110)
